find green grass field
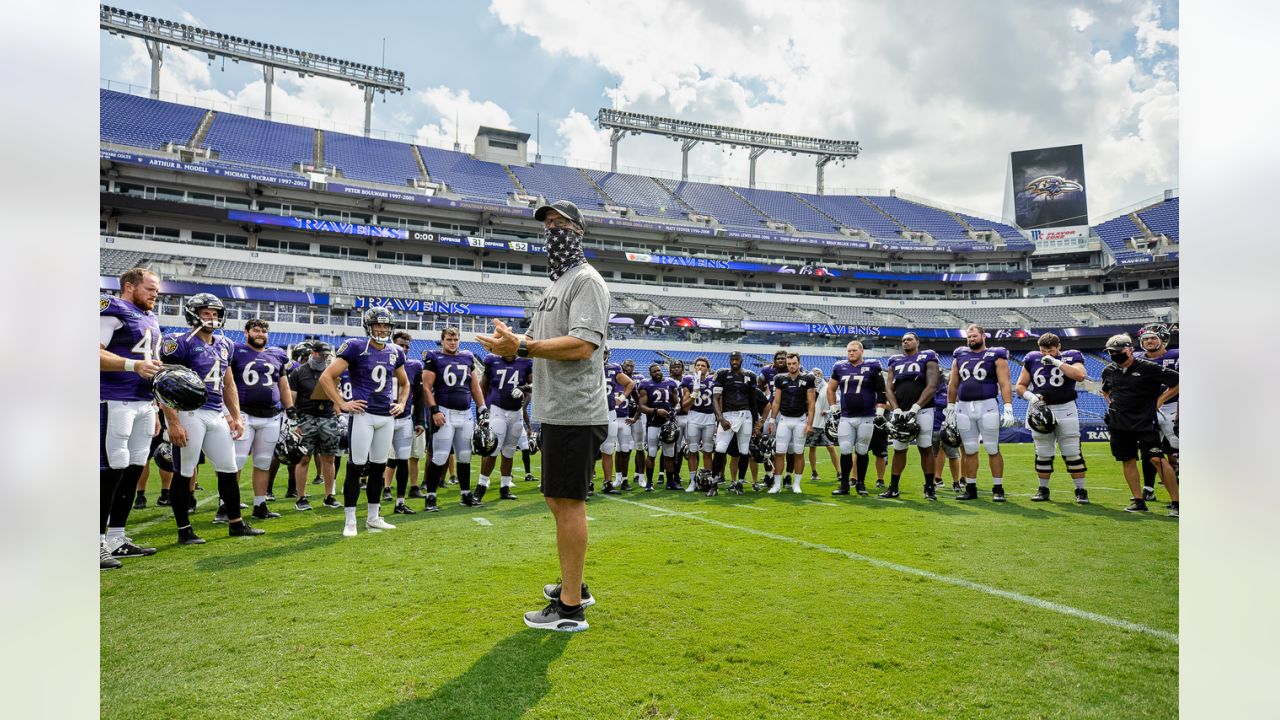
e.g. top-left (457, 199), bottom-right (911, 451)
top-left (102, 443), bottom-right (1177, 719)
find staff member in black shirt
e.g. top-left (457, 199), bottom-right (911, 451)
top-left (1100, 334), bottom-right (1180, 516)
top-left (287, 342), bottom-right (342, 510)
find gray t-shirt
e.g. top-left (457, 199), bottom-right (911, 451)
top-left (527, 263), bottom-right (611, 426)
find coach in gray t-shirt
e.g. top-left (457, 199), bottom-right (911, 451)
top-left (478, 200), bottom-right (609, 633)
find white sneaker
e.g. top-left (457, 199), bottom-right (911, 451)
top-left (366, 517), bottom-right (396, 531)
top-left (792, 481), bottom-right (803, 494)
top-left (342, 521), bottom-right (357, 537)
top-left (685, 480), bottom-right (697, 493)
top-left (768, 479), bottom-right (783, 494)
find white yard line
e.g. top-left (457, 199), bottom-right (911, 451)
top-left (472, 517), bottom-right (492, 527)
top-left (601, 495), bottom-right (1177, 645)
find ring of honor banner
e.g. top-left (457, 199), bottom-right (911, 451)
top-left (1006, 144), bottom-right (1090, 241)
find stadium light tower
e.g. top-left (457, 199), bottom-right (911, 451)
top-left (100, 5), bottom-right (407, 136)
top-left (596, 108), bottom-right (859, 194)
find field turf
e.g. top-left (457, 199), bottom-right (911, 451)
top-left (102, 443), bottom-right (1177, 719)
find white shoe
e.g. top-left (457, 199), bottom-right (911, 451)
top-left (366, 517), bottom-right (396, 531)
top-left (685, 480), bottom-right (697, 493)
top-left (792, 481), bottom-right (803, 494)
top-left (768, 480), bottom-right (783, 494)
top-left (343, 521), bottom-right (357, 537)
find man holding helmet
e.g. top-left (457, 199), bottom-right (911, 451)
top-left (1015, 332), bottom-right (1090, 504)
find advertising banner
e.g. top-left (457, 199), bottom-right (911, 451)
top-left (101, 149), bottom-right (312, 189)
top-left (1008, 144), bottom-right (1089, 236)
top-left (354, 295), bottom-right (524, 318)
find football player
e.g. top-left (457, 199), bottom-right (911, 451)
top-left (667, 359), bottom-right (695, 490)
top-left (884, 332), bottom-right (941, 500)
top-left (99, 268), bottom-right (164, 567)
top-left (1016, 333), bottom-right (1091, 503)
top-left (159, 293), bottom-right (264, 543)
top-left (478, 346), bottom-right (533, 501)
top-left (638, 363), bottom-right (681, 490)
top-left (712, 351), bottom-right (762, 489)
top-left (947, 324), bottom-right (1017, 501)
top-left (1135, 323), bottom-right (1179, 502)
top-left (806, 367), bottom-right (839, 484)
top-left (287, 341), bottom-right (341, 510)
top-left (319, 307), bottom-right (410, 537)
top-left (421, 326), bottom-right (488, 511)
top-left (230, 318), bottom-right (294, 520)
top-left (601, 348), bottom-right (635, 494)
top-left (760, 349), bottom-right (796, 486)
top-left (930, 383), bottom-right (962, 491)
top-left (683, 357), bottom-right (717, 491)
top-left (385, 331), bottom-right (424, 514)
top-left (766, 353), bottom-right (816, 493)
top-left (621, 359), bottom-right (646, 488)
top-left (828, 341), bottom-right (886, 497)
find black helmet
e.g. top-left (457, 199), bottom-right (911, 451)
top-left (1026, 401), bottom-right (1057, 434)
top-left (472, 424), bottom-right (499, 456)
top-left (1138, 322), bottom-right (1171, 345)
top-left (183, 293), bottom-right (225, 330)
top-left (940, 420), bottom-right (962, 450)
top-left (888, 412), bottom-right (920, 443)
top-left (362, 307), bottom-right (395, 343)
top-left (658, 419), bottom-right (679, 444)
top-left (824, 413), bottom-right (840, 443)
top-left (291, 340), bottom-right (314, 363)
top-left (528, 429), bottom-right (540, 455)
top-left (274, 426), bottom-right (309, 465)
top-left (152, 440), bottom-right (174, 473)
top-left (750, 434), bottom-right (775, 463)
top-left (152, 365), bottom-right (207, 411)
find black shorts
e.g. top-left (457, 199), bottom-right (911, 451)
top-left (540, 423), bottom-right (608, 500)
top-left (1109, 426), bottom-right (1165, 462)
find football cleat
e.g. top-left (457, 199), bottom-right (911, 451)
top-left (832, 481), bottom-right (851, 496)
top-left (284, 488), bottom-right (298, 499)
top-left (212, 505), bottom-right (229, 524)
top-left (620, 479), bottom-right (632, 492)
top-left (228, 521), bottom-right (265, 537)
top-left (382, 488), bottom-right (394, 503)
top-left (343, 521), bottom-right (358, 537)
top-left (1168, 503), bottom-right (1179, 518)
top-left (791, 479), bottom-right (802, 494)
top-left (991, 485), bottom-right (1006, 503)
top-left (133, 493), bottom-right (147, 510)
top-left (264, 493), bottom-right (275, 502)
top-left (1031, 487), bottom-right (1051, 502)
top-left (177, 527), bottom-right (205, 545)
top-left (1124, 499), bottom-right (1149, 513)
top-left (424, 495), bottom-right (439, 512)
top-left (155, 492), bottom-right (171, 507)
top-left (1074, 488), bottom-right (1090, 505)
top-left (448, 475), bottom-right (459, 486)
top-left (394, 502), bottom-right (416, 515)
top-left (100, 544), bottom-right (122, 570)
top-left (525, 474), bottom-right (536, 484)
top-left (408, 486), bottom-right (425, 499)
top-left (474, 484), bottom-right (488, 503)
top-left (924, 482), bottom-right (936, 501)
top-left (957, 483), bottom-right (978, 501)
top-left (876, 479), bottom-right (885, 489)
top-left (322, 495), bottom-right (341, 509)
top-left (500, 487), bottom-right (517, 501)
top-left (855, 481), bottom-right (869, 496)
top-left (459, 492), bottom-right (482, 508)
top-left (294, 497), bottom-right (313, 512)
top-left (767, 478), bottom-right (783, 494)
top-left (602, 481), bottom-right (618, 495)
top-left (366, 517), bottom-right (396, 531)
top-left (878, 486), bottom-right (900, 499)
top-left (252, 503), bottom-right (281, 519)
top-left (1141, 488), bottom-right (1157, 502)
top-left (523, 602), bottom-right (588, 632)
top-left (111, 540), bottom-right (158, 558)
top-left (543, 582), bottom-right (596, 608)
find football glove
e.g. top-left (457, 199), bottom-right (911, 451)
top-left (1041, 355), bottom-right (1060, 368)
top-left (1000, 403), bottom-right (1016, 429)
top-left (510, 387), bottom-right (523, 400)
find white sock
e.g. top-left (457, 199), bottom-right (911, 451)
top-left (106, 528), bottom-right (125, 543)
top-left (992, 477), bottom-right (1003, 486)
top-left (478, 475), bottom-right (491, 488)
top-left (501, 475), bottom-right (512, 487)
top-left (254, 495), bottom-right (266, 506)
top-left (773, 474), bottom-right (782, 482)
top-left (1073, 478), bottom-right (1087, 490)
top-left (344, 507), bottom-right (357, 523)
top-left (426, 492), bottom-right (436, 499)
top-left (1039, 478), bottom-right (1050, 488)
top-left (396, 497), bottom-right (405, 506)
top-left (368, 505), bottom-right (379, 521)
top-left (965, 477), bottom-right (976, 485)
top-left (614, 472), bottom-right (623, 483)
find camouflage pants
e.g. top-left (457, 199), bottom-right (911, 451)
top-left (297, 414), bottom-right (342, 456)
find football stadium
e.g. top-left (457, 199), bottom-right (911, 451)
top-left (97, 4), bottom-right (1181, 718)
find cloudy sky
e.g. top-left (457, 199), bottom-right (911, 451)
top-left (100, 0), bottom-right (1178, 221)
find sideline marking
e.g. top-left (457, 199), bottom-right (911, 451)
top-left (472, 517), bottom-right (492, 527)
top-left (602, 495), bottom-right (1177, 645)
top-left (803, 499), bottom-right (839, 507)
top-left (731, 504), bottom-right (768, 511)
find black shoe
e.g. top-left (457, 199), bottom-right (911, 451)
top-left (111, 540), bottom-right (158, 558)
top-left (252, 503), bottom-right (281, 519)
top-left (265, 493), bottom-right (276, 502)
top-left (730, 481), bottom-right (744, 495)
top-left (587, 481), bottom-right (594, 497)
top-left (620, 479), bottom-right (632, 492)
top-left (1124, 498), bottom-right (1149, 513)
top-left (951, 481), bottom-right (962, 493)
top-left (991, 485), bottom-right (1006, 503)
top-left (212, 504), bottom-right (229, 524)
top-left (382, 488), bottom-right (393, 503)
top-left (322, 495), bottom-right (341, 508)
top-left (295, 497), bottom-right (313, 512)
top-left (1075, 488), bottom-right (1090, 505)
top-left (665, 479), bottom-right (681, 491)
top-left (311, 476), bottom-right (322, 485)
top-left (408, 486), bottom-right (424, 499)
top-left (523, 601), bottom-right (588, 632)
top-left (525, 474), bottom-right (536, 484)
top-left (187, 497), bottom-right (197, 513)
top-left (1141, 487), bottom-right (1156, 502)
top-left (474, 484), bottom-right (488, 502)
top-left (602, 481), bottom-right (619, 495)
top-left (855, 481), bottom-right (868, 496)
top-left (832, 482), bottom-right (851, 496)
top-left (876, 479), bottom-right (885, 489)
top-left (193, 482), bottom-right (203, 491)
top-left (1168, 502), bottom-right (1179, 518)
top-left (1031, 487), bottom-right (1050, 502)
top-left (706, 483), bottom-right (718, 497)
top-left (359, 481), bottom-right (367, 490)
top-left (133, 493), bottom-right (147, 510)
top-left (100, 545), bottom-right (122, 570)
top-left (500, 487), bottom-right (517, 500)
top-left (543, 581), bottom-right (596, 608)
top-left (878, 485), bottom-right (900, 499)
top-left (394, 502), bottom-right (416, 515)
top-left (284, 488), bottom-right (298, 499)
top-left (239, 501), bottom-right (249, 509)
top-left (448, 475), bottom-right (459, 486)
top-left (177, 527), bottom-right (205, 545)
top-left (957, 483), bottom-right (978, 500)
top-left (460, 492), bottom-right (482, 507)
top-left (924, 483), bottom-right (936, 501)
top-left (643, 481), bottom-right (654, 492)
top-left (424, 495), bottom-right (439, 512)
top-left (156, 492), bottom-right (171, 507)
top-left (229, 520), bottom-right (265, 537)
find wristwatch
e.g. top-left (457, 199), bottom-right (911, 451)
top-left (517, 338), bottom-right (530, 358)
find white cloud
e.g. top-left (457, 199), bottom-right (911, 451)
top-left (488, 0), bottom-right (1179, 219)
top-left (179, 11), bottom-right (204, 27)
top-left (413, 86), bottom-right (517, 150)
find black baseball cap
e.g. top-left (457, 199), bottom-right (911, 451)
top-left (534, 200), bottom-right (585, 231)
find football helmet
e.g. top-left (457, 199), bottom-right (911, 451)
top-left (1138, 322), bottom-right (1170, 345)
top-left (361, 307), bottom-right (395, 344)
top-left (528, 429), bottom-right (541, 455)
top-left (658, 418), bottom-right (679, 444)
top-left (939, 421), bottom-right (962, 450)
top-left (152, 441), bottom-right (174, 473)
top-left (274, 426), bottom-right (309, 465)
top-left (824, 413), bottom-right (840, 443)
top-left (182, 293), bottom-right (225, 330)
top-left (291, 341), bottom-right (314, 363)
top-left (872, 413), bottom-right (890, 432)
top-left (888, 412), bottom-right (920, 443)
top-left (1026, 401), bottom-right (1057, 434)
top-left (750, 434), bottom-right (775, 463)
top-left (472, 424), bottom-right (499, 456)
top-left (151, 365), bottom-right (207, 411)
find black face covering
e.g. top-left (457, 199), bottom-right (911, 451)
top-left (543, 226), bottom-right (586, 281)
top-left (1107, 349), bottom-right (1129, 363)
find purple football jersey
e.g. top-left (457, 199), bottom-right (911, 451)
top-left (886, 349), bottom-right (941, 408)
top-left (830, 360), bottom-right (883, 418)
top-left (336, 337), bottom-right (405, 417)
top-left (423, 349), bottom-right (477, 411)
top-left (484, 355), bottom-right (533, 411)
top-left (1022, 349), bottom-right (1085, 406)
top-left (606, 364), bottom-right (632, 418)
top-left (100, 295), bottom-right (161, 402)
top-left (338, 370), bottom-right (353, 402)
top-left (761, 365), bottom-right (781, 386)
top-left (160, 330), bottom-right (234, 412)
top-left (639, 378), bottom-right (679, 413)
top-left (932, 383), bottom-right (949, 431)
top-left (394, 357), bottom-right (423, 420)
top-left (688, 372), bottom-right (715, 415)
top-left (1137, 348), bottom-right (1179, 404)
top-left (952, 346), bottom-right (1009, 401)
top-left (230, 344), bottom-right (289, 412)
